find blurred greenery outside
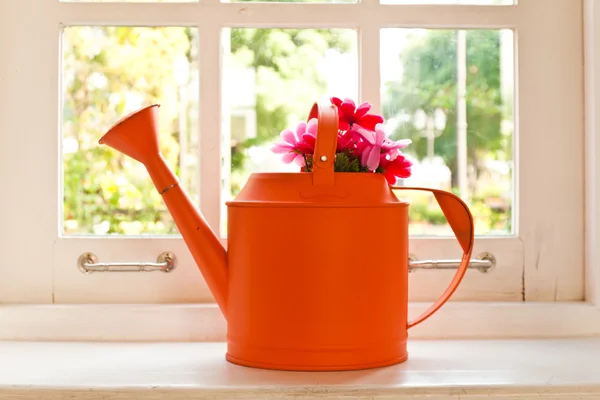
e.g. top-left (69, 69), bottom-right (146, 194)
top-left (62, 25), bottom-right (513, 237)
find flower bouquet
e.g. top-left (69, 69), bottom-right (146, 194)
top-left (271, 97), bottom-right (414, 184)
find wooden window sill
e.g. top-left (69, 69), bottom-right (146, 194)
top-left (1, 339), bottom-right (599, 399)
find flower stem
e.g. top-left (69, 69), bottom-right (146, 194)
top-left (303, 154), bottom-right (311, 172)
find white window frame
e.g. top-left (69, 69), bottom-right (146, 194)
top-left (1, 0), bottom-right (598, 340)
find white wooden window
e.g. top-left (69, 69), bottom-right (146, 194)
top-left (0, 0), bottom-right (584, 314)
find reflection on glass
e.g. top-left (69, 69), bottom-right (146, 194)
top-left (381, 29), bottom-right (514, 236)
top-left (220, 28), bottom-right (358, 235)
top-left (62, 26), bottom-right (200, 235)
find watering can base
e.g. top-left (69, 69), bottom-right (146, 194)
top-left (224, 353), bottom-right (409, 372)
top-left (224, 341), bottom-right (409, 371)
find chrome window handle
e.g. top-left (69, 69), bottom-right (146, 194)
top-left (77, 252), bottom-right (176, 274)
top-left (76, 251), bottom-right (494, 274)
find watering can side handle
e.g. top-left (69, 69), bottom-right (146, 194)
top-left (391, 186), bottom-right (475, 329)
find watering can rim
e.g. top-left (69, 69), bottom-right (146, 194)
top-left (225, 201), bottom-right (411, 208)
top-left (99, 104), bottom-right (160, 145)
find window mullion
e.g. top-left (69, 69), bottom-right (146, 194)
top-left (517, 0), bottom-right (585, 301)
top-left (199, 21), bottom-right (223, 234)
top-left (0, 0), bottom-right (59, 302)
top-left (359, 26), bottom-right (381, 114)
top-left (55, 3), bottom-right (519, 29)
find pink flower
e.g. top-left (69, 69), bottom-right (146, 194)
top-left (271, 119), bottom-right (318, 166)
top-left (352, 123), bottom-right (412, 171)
top-left (379, 154), bottom-right (413, 184)
top-left (381, 134), bottom-right (412, 161)
top-left (299, 118), bottom-right (318, 151)
top-left (331, 97), bottom-right (384, 131)
top-left (350, 124), bottom-right (382, 171)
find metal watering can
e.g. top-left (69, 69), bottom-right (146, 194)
top-left (99, 101), bottom-right (474, 371)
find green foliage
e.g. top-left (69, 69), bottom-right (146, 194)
top-left (303, 152), bottom-right (369, 173)
top-left (62, 24), bottom-right (510, 236)
top-left (333, 152), bottom-right (369, 173)
top-left (408, 202), bottom-right (447, 225)
top-left (382, 29), bottom-right (513, 234)
top-left (382, 30), bottom-right (512, 185)
top-left (63, 25), bottom-right (355, 234)
top-left (228, 28), bottom-right (355, 185)
top-left (63, 26), bottom-right (194, 235)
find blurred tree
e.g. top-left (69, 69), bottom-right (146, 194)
top-left (62, 25), bottom-right (510, 236)
top-left (63, 26), bottom-right (194, 235)
top-left (62, 25), bottom-right (353, 234)
top-left (382, 30), bottom-right (512, 188)
top-left (228, 28), bottom-right (354, 178)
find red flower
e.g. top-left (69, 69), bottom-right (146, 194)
top-left (336, 129), bottom-right (360, 152)
top-left (379, 154), bottom-right (413, 184)
top-left (330, 97), bottom-right (384, 130)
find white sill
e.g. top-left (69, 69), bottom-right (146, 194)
top-left (3, 302), bottom-right (600, 341)
top-left (1, 339), bottom-right (600, 399)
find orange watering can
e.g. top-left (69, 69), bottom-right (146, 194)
top-left (99, 101), bottom-right (474, 371)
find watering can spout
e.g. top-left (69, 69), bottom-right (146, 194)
top-left (99, 104), bottom-right (229, 319)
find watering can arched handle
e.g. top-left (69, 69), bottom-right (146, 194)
top-left (391, 186), bottom-right (475, 329)
top-left (307, 102), bottom-right (339, 186)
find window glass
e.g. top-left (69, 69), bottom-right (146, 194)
top-left (62, 26), bottom-right (200, 235)
top-left (220, 28), bottom-right (359, 235)
top-left (381, 28), bottom-right (514, 236)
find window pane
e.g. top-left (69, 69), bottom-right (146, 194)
top-left (221, 28), bottom-right (358, 235)
top-left (380, 0), bottom-right (514, 4)
top-left (381, 29), bottom-right (514, 236)
top-left (62, 26), bottom-right (200, 235)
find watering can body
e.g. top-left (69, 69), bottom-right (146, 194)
top-left (226, 173), bottom-right (410, 370)
top-left (99, 101), bottom-right (475, 372)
